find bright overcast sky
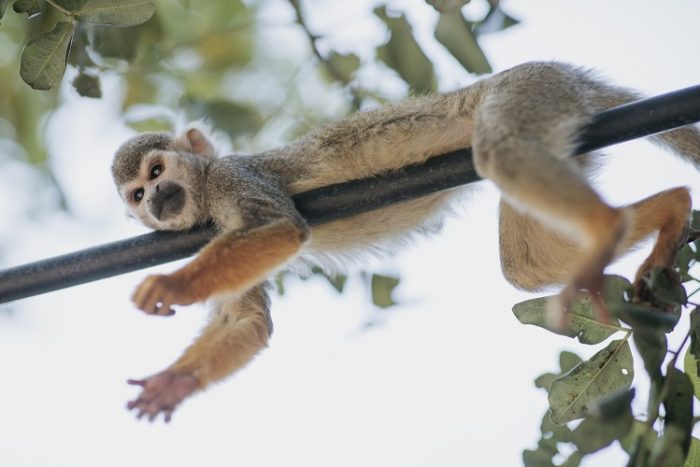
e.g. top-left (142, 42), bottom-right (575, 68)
top-left (1, 1), bottom-right (700, 467)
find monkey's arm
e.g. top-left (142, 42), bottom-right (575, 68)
top-left (128, 286), bottom-right (271, 422)
top-left (132, 160), bottom-right (309, 315)
top-left (132, 218), bottom-right (308, 315)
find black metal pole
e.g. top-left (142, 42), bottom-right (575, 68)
top-left (2, 84), bottom-right (700, 304)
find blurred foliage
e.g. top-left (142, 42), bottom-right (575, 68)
top-left (518, 214), bottom-right (700, 466)
top-left (0, 0), bottom-right (512, 190)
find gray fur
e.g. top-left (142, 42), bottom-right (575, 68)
top-left (112, 133), bottom-right (173, 186)
top-left (112, 60), bottom-right (700, 276)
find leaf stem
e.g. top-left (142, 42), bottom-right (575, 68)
top-left (686, 286), bottom-right (700, 299)
top-left (45, 0), bottom-right (72, 17)
top-left (287, 0), bottom-right (370, 108)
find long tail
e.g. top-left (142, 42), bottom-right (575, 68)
top-left (650, 125), bottom-right (700, 167)
top-left (588, 77), bottom-right (700, 167)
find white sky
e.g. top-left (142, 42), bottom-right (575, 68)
top-left (1, 1), bottom-right (700, 466)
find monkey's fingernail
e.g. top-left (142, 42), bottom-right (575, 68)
top-left (137, 410), bottom-right (147, 420)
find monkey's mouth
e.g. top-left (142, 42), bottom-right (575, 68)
top-left (150, 182), bottom-right (186, 221)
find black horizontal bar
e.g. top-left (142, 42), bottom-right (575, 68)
top-left (1, 83), bottom-right (700, 304)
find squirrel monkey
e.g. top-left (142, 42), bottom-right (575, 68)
top-left (112, 61), bottom-right (700, 422)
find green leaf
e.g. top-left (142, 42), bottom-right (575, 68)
top-left (274, 272), bottom-right (286, 296)
top-left (325, 273), bottom-right (347, 293)
top-left (540, 411), bottom-right (573, 443)
top-left (639, 267), bottom-right (687, 306)
top-left (12, 0), bottom-right (41, 18)
top-left (535, 352), bottom-right (583, 391)
top-left (690, 211), bottom-right (700, 231)
top-left (559, 451), bottom-right (582, 467)
top-left (91, 24), bottom-right (142, 62)
top-left (534, 372), bottom-right (557, 391)
top-left (474, 5), bottom-right (520, 35)
top-left (325, 51), bottom-right (360, 84)
top-left (522, 449), bottom-right (555, 467)
top-left (20, 21), bottom-right (75, 90)
top-left (72, 71), bottom-right (101, 98)
top-left (619, 420), bottom-right (657, 459)
top-left (675, 242), bottom-right (696, 282)
top-left (425, 0), bottom-right (470, 13)
top-left (683, 351), bottom-right (700, 401)
top-left (633, 330), bottom-right (666, 417)
top-left (587, 387), bottom-right (635, 420)
top-left (371, 274), bottom-right (400, 308)
top-left (689, 307), bottom-right (700, 374)
top-left (560, 351), bottom-right (584, 373)
top-left (633, 330), bottom-right (667, 382)
top-left (374, 6), bottom-right (436, 94)
top-left (572, 408), bottom-right (633, 454)
top-left (513, 293), bottom-right (623, 344)
top-left (182, 99), bottom-right (263, 137)
top-left (649, 425), bottom-right (687, 467)
top-left (434, 12), bottom-right (491, 75)
top-left (67, 0), bottom-right (155, 27)
top-left (0, 0), bottom-right (9, 20)
top-left (610, 301), bottom-right (680, 333)
top-left (310, 267), bottom-right (347, 293)
top-left (548, 339), bottom-right (634, 424)
top-left (684, 437), bottom-right (700, 467)
top-left (663, 367), bottom-right (694, 457)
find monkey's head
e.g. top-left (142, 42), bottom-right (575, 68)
top-left (112, 127), bottom-right (217, 231)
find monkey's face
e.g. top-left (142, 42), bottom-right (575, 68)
top-left (121, 152), bottom-right (208, 230)
top-left (113, 130), bottom-right (216, 231)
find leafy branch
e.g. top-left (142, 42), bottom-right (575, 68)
top-left (519, 211), bottom-right (700, 467)
top-left (6, 0), bottom-right (154, 91)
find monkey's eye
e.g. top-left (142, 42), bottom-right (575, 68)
top-left (133, 188), bottom-right (145, 203)
top-left (149, 164), bottom-right (164, 180)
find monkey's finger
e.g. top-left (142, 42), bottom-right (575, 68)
top-left (137, 409), bottom-right (147, 420)
top-left (127, 379), bottom-right (146, 387)
top-left (154, 300), bottom-right (174, 317)
top-left (145, 401), bottom-right (162, 420)
top-left (131, 280), bottom-right (152, 308)
top-left (164, 410), bottom-right (174, 423)
top-left (131, 277), bottom-right (162, 313)
top-left (140, 290), bottom-right (162, 314)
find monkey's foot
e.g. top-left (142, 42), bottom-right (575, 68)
top-left (127, 371), bottom-right (199, 422)
top-left (632, 266), bottom-right (682, 306)
top-left (547, 263), bottom-right (612, 331)
top-left (547, 284), bottom-right (611, 332)
top-left (132, 274), bottom-right (194, 316)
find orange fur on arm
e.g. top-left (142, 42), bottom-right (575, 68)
top-left (168, 286), bottom-right (272, 388)
top-left (171, 220), bottom-right (308, 303)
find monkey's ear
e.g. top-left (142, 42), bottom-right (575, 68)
top-left (174, 128), bottom-right (217, 159)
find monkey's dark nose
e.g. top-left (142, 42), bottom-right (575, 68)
top-left (149, 182), bottom-right (186, 221)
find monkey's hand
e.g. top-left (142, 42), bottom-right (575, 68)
top-left (127, 371), bottom-right (199, 422)
top-left (131, 274), bottom-right (198, 316)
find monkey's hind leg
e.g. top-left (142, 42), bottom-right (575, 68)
top-left (473, 103), bottom-right (627, 327)
top-left (626, 187), bottom-right (691, 299)
top-left (127, 285), bottom-right (272, 422)
top-left (498, 186), bottom-right (692, 299)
